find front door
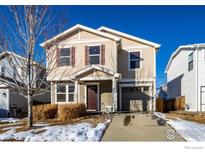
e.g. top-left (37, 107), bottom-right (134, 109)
top-left (87, 85), bottom-right (98, 110)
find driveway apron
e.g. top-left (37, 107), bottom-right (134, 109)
top-left (102, 113), bottom-right (185, 141)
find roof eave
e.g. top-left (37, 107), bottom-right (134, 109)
top-left (40, 24), bottom-right (120, 48)
top-left (98, 26), bottom-right (161, 49)
top-left (164, 45), bottom-right (197, 73)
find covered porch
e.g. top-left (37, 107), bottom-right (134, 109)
top-left (71, 65), bottom-right (120, 112)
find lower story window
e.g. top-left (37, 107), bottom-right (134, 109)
top-left (56, 84), bottom-right (66, 102)
top-left (56, 83), bottom-right (75, 102)
top-left (143, 86), bottom-right (149, 92)
top-left (68, 84), bottom-right (74, 102)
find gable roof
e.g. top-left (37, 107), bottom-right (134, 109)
top-left (0, 51), bottom-right (27, 61)
top-left (0, 51), bottom-right (41, 66)
top-left (98, 26), bottom-right (161, 49)
top-left (165, 43), bottom-right (205, 73)
top-left (70, 65), bottom-right (120, 79)
top-left (40, 24), bottom-right (120, 48)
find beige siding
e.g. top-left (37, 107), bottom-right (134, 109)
top-left (101, 30), bottom-right (156, 80)
top-left (118, 47), bottom-right (155, 80)
top-left (80, 30), bottom-right (107, 40)
top-left (63, 30), bottom-right (80, 41)
top-left (51, 80), bottom-right (112, 111)
top-left (76, 70), bottom-right (113, 80)
top-left (100, 80), bottom-right (112, 111)
top-left (47, 29), bottom-right (117, 81)
top-left (79, 83), bottom-right (85, 103)
top-left (120, 37), bottom-right (147, 47)
top-left (51, 82), bottom-right (56, 103)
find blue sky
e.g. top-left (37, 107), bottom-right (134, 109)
top-left (2, 6), bottom-right (205, 87)
top-left (56, 5), bottom-right (205, 87)
top-left (60, 6), bottom-right (205, 85)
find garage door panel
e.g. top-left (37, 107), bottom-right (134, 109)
top-left (121, 87), bottom-right (150, 112)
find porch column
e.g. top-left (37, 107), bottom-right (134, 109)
top-left (74, 80), bottom-right (78, 102)
top-left (112, 77), bottom-right (118, 112)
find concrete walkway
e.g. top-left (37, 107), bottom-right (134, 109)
top-left (102, 113), bottom-right (185, 141)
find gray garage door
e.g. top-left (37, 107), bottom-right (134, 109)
top-left (121, 87), bottom-right (150, 112)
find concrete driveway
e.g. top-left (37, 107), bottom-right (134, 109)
top-left (102, 113), bottom-right (185, 141)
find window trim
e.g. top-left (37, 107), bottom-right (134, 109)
top-left (59, 48), bottom-right (72, 66)
top-left (128, 50), bottom-right (142, 71)
top-left (88, 44), bottom-right (101, 65)
top-left (188, 52), bottom-right (194, 72)
top-left (13, 67), bottom-right (17, 80)
top-left (68, 84), bottom-right (75, 102)
top-left (0, 66), bottom-right (5, 77)
top-left (56, 83), bottom-right (75, 103)
top-left (56, 83), bottom-right (66, 102)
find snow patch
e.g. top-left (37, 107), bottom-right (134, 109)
top-left (154, 112), bottom-right (205, 141)
top-left (0, 120), bottom-right (111, 142)
top-left (33, 123), bottom-right (51, 127)
top-left (0, 118), bottom-right (20, 123)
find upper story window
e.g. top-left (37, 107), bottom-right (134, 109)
top-left (60, 48), bottom-right (71, 66)
top-left (21, 69), bottom-right (26, 78)
top-left (188, 52), bottom-right (193, 71)
top-left (129, 51), bottom-right (141, 70)
top-left (0, 67), bottom-right (5, 77)
top-left (13, 67), bottom-right (17, 80)
top-left (89, 46), bottom-right (100, 64)
top-left (56, 83), bottom-right (75, 102)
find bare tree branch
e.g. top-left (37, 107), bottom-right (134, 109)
top-left (0, 6), bottom-right (69, 128)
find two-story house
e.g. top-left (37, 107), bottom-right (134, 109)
top-left (41, 24), bottom-right (160, 112)
top-left (165, 44), bottom-right (205, 112)
top-left (0, 51), bottom-right (50, 117)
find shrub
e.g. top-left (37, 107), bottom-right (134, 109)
top-left (58, 103), bottom-right (86, 122)
top-left (33, 104), bottom-right (58, 121)
top-left (32, 103), bottom-right (86, 122)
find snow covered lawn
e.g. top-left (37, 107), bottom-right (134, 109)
top-left (154, 112), bottom-right (205, 142)
top-left (0, 120), bottom-right (111, 142)
top-left (0, 118), bottom-right (21, 123)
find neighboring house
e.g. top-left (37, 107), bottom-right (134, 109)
top-left (165, 44), bottom-right (205, 111)
top-left (0, 51), bottom-right (50, 117)
top-left (41, 24), bottom-right (160, 112)
top-left (157, 84), bottom-right (167, 99)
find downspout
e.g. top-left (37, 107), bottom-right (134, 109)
top-left (193, 45), bottom-right (200, 112)
top-left (113, 40), bottom-right (119, 112)
top-left (153, 47), bottom-right (157, 112)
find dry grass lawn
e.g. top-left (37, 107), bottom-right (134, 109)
top-left (167, 111), bottom-right (205, 124)
top-left (0, 113), bottom-right (109, 136)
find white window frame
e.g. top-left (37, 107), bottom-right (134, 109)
top-left (13, 67), bottom-right (17, 80)
top-left (188, 52), bottom-right (193, 72)
top-left (60, 48), bottom-right (71, 66)
top-left (88, 45), bottom-right (101, 65)
top-left (56, 83), bottom-right (66, 102)
top-left (21, 69), bottom-right (26, 78)
top-left (56, 83), bottom-right (75, 103)
top-left (0, 66), bottom-right (5, 77)
top-left (68, 83), bottom-right (75, 102)
top-left (128, 50), bottom-right (142, 71)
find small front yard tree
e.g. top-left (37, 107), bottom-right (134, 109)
top-left (0, 6), bottom-right (69, 128)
